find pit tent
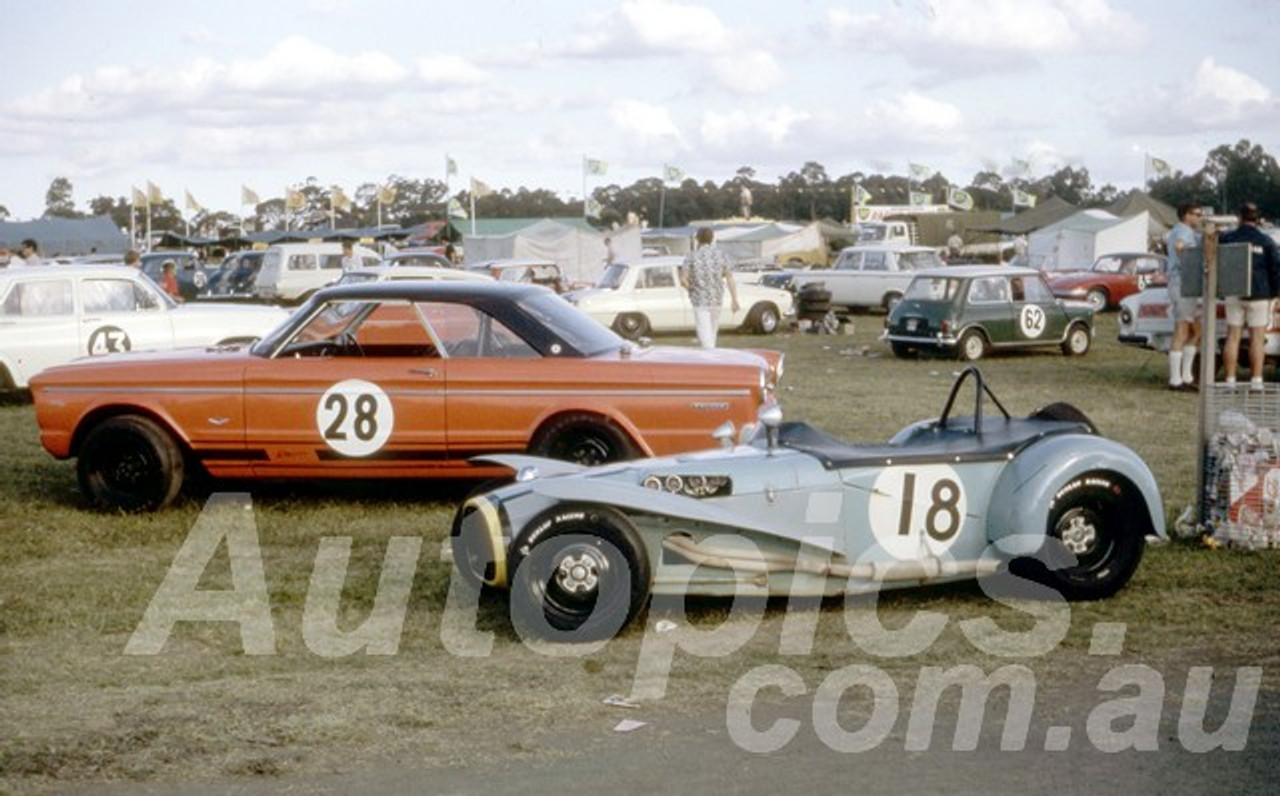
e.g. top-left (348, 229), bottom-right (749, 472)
top-left (1026, 209), bottom-right (1150, 272)
top-left (0, 216), bottom-right (129, 257)
top-left (461, 219), bottom-right (642, 286)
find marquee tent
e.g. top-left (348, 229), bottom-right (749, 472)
top-left (1026, 210), bottom-right (1150, 272)
top-left (0, 216), bottom-right (128, 257)
top-left (461, 219), bottom-right (641, 285)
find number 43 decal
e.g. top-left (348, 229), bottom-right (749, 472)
top-left (316, 379), bottom-right (394, 457)
top-left (869, 465), bottom-right (968, 558)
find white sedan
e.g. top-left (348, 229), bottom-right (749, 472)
top-left (0, 264), bottom-right (288, 388)
top-left (566, 256), bottom-right (795, 339)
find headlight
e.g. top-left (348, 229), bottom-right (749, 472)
top-left (642, 473), bottom-right (731, 498)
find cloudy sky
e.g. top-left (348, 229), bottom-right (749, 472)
top-left (2, 0), bottom-right (1277, 219)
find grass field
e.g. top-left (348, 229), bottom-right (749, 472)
top-left (1, 312), bottom-right (1277, 790)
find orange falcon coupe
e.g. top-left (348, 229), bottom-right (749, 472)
top-left (32, 281), bottom-right (783, 511)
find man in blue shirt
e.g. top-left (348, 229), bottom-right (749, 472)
top-left (1219, 202), bottom-right (1280, 388)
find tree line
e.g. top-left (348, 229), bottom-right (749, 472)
top-left (5, 139), bottom-right (1277, 240)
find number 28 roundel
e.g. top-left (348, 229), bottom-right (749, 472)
top-left (316, 379), bottom-right (395, 457)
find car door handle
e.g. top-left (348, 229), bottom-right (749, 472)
top-left (410, 367), bottom-right (439, 378)
top-left (82, 317), bottom-right (101, 323)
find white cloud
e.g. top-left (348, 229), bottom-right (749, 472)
top-left (708, 51), bottom-right (782, 96)
top-left (825, 0), bottom-right (1146, 74)
top-left (563, 0), bottom-right (732, 57)
top-left (414, 54), bottom-right (489, 87)
top-left (224, 36), bottom-right (407, 94)
top-left (610, 99), bottom-right (686, 151)
top-left (1107, 57), bottom-right (1279, 135)
top-left (864, 92), bottom-right (965, 144)
top-left (699, 106), bottom-right (809, 150)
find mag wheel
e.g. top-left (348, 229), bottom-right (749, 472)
top-left (77, 415), bottom-right (184, 511)
top-left (1014, 474), bottom-right (1145, 601)
top-left (509, 504), bottom-right (651, 641)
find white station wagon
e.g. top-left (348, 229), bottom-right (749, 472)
top-left (0, 264), bottom-right (288, 389)
top-left (567, 256), bottom-right (796, 339)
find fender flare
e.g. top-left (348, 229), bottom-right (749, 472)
top-left (985, 434), bottom-right (1165, 556)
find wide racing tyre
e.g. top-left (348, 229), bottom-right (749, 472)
top-left (77, 415), bottom-right (185, 512)
top-left (508, 504), bottom-right (651, 642)
top-left (530, 413), bottom-right (636, 466)
top-left (1011, 473), bottom-right (1146, 601)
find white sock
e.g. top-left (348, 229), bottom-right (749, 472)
top-left (1182, 346), bottom-right (1197, 383)
top-left (1168, 350), bottom-right (1183, 385)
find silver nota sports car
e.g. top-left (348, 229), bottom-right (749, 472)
top-left (451, 367), bottom-right (1165, 641)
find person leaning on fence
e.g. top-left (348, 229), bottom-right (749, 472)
top-left (1165, 202), bottom-right (1203, 391)
top-left (1219, 202), bottom-right (1280, 390)
top-left (679, 227), bottom-right (739, 349)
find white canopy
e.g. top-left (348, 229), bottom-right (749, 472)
top-left (463, 220), bottom-right (642, 286)
top-left (1027, 210), bottom-right (1150, 271)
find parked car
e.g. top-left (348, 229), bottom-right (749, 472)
top-left (381, 248), bottom-right (454, 269)
top-left (31, 280), bottom-right (784, 511)
top-left (252, 242), bottom-right (381, 304)
top-left (466, 259), bottom-right (569, 292)
top-left (140, 251), bottom-right (209, 301)
top-left (202, 250), bottom-right (265, 299)
top-left (566, 257), bottom-right (795, 339)
top-left (0, 264), bottom-right (287, 389)
top-left (336, 264), bottom-right (493, 285)
top-left (1117, 286), bottom-right (1280, 358)
top-left (882, 265), bottom-right (1094, 360)
top-left (451, 366), bottom-right (1164, 640)
top-left (762, 243), bottom-right (946, 313)
top-left (1044, 252), bottom-right (1167, 312)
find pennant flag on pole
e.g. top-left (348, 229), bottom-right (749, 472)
top-left (1012, 189), bottom-right (1038, 208)
top-left (946, 187), bottom-right (974, 211)
top-left (663, 164), bottom-right (684, 183)
top-left (1147, 154), bottom-right (1171, 179)
top-left (469, 177), bottom-right (493, 198)
top-left (285, 188), bottom-right (305, 210)
top-left (1011, 158), bottom-right (1032, 177)
top-left (585, 196), bottom-right (603, 217)
top-left (446, 155), bottom-right (458, 177)
top-left (585, 157), bottom-right (608, 176)
top-left (146, 181), bottom-right (164, 204)
top-left (184, 190), bottom-right (202, 213)
top-left (852, 183), bottom-right (872, 205)
top-left (132, 186), bottom-right (148, 206)
top-left (378, 184), bottom-right (396, 205)
top-left (908, 162), bottom-right (931, 181)
top-left (909, 191), bottom-right (933, 207)
top-left (331, 186), bottom-right (351, 211)
top-left (447, 198), bottom-right (467, 218)
top-left (241, 185), bottom-right (260, 205)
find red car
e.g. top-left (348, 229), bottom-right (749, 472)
top-left (1045, 252), bottom-right (1166, 312)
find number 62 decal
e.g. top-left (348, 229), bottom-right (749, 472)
top-left (316, 379), bottom-right (394, 457)
top-left (869, 465), bottom-right (968, 559)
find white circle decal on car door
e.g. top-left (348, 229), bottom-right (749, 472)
top-left (1019, 305), bottom-right (1046, 338)
top-left (316, 379), bottom-right (394, 457)
top-left (868, 465), bottom-right (967, 559)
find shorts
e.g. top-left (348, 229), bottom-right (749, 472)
top-left (1171, 296), bottom-right (1201, 324)
top-left (1224, 297), bottom-right (1273, 328)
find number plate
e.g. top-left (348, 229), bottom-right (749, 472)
top-left (906, 318), bottom-right (919, 332)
